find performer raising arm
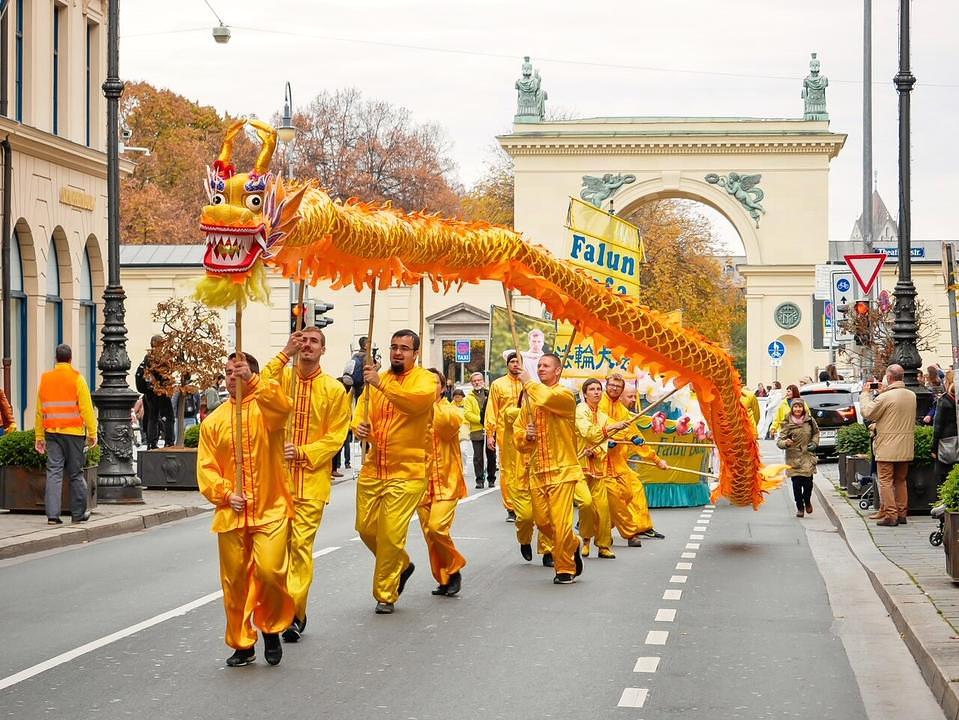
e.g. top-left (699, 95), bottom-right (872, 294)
top-left (261, 327), bottom-right (351, 642)
top-left (352, 330), bottom-right (436, 614)
top-left (197, 353), bottom-right (294, 668)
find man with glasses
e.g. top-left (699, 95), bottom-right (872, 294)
top-left (467, 372), bottom-right (496, 489)
top-left (353, 330), bottom-right (435, 614)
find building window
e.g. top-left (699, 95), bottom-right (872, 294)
top-left (10, 230), bottom-right (26, 427)
top-left (14, 0), bottom-right (23, 122)
top-left (78, 248), bottom-right (97, 388)
top-left (45, 239), bottom-right (63, 366)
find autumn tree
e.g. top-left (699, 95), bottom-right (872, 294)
top-left (284, 88), bottom-right (462, 215)
top-left (838, 298), bottom-right (939, 379)
top-left (624, 200), bottom-right (745, 347)
top-left (460, 147), bottom-right (514, 226)
top-left (147, 298), bottom-right (226, 447)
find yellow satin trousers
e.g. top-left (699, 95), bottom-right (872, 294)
top-left (496, 440), bottom-right (514, 511)
top-left (417, 497), bottom-right (466, 586)
top-left (530, 481), bottom-right (579, 575)
top-left (356, 475), bottom-right (428, 603)
top-left (287, 498), bottom-right (327, 620)
top-left (512, 484), bottom-right (553, 555)
top-left (217, 518), bottom-right (294, 650)
top-left (606, 474), bottom-right (654, 539)
top-left (579, 475), bottom-right (613, 549)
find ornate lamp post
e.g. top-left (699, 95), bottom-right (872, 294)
top-left (92, 0), bottom-right (142, 503)
top-left (277, 82), bottom-right (296, 179)
top-left (890, 0), bottom-right (932, 416)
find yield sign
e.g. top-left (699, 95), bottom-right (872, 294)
top-left (844, 253), bottom-right (887, 295)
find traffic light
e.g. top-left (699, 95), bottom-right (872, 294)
top-left (313, 301), bottom-right (334, 329)
top-left (853, 299), bottom-right (871, 345)
top-left (290, 302), bottom-right (307, 333)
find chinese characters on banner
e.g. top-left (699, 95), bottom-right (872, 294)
top-left (557, 198), bottom-right (645, 377)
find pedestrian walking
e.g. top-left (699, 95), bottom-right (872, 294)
top-left (262, 328), bottom-right (352, 642)
top-left (932, 378), bottom-right (958, 487)
top-left (467, 372), bottom-right (496, 488)
top-left (136, 335), bottom-right (174, 448)
top-left (0, 387), bottom-right (17, 435)
top-left (196, 352), bottom-right (295, 667)
top-left (331, 374), bottom-right (354, 477)
top-left (418, 369), bottom-right (467, 597)
top-left (776, 398), bottom-right (820, 517)
top-left (34, 344), bottom-right (98, 525)
top-left (352, 330), bottom-right (435, 614)
top-left (861, 364), bottom-right (917, 527)
top-left (769, 384), bottom-right (809, 437)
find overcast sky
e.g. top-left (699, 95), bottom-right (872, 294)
top-left (119, 1), bottom-right (957, 252)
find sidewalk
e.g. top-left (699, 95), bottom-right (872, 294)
top-left (814, 457), bottom-right (959, 720)
top-left (0, 469), bottom-right (360, 561)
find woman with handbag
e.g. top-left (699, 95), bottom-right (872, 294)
top-left (777, 398), bottom-right (820, 518)
top-left (932, 379), bottom-right (958, 486)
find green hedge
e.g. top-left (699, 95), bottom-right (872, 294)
top-left (940, 463), bottom-right (959, 511)
top-left (914, 425), bottom-right (935, 467)
top-left (0, 429), bottom-right (101, 471)
top-left (183, 424), bottom-right (200, 448)
top-left (836, 423), bottom-right (871, 456)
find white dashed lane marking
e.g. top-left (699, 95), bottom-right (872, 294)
top-left (655, 609), bottom-right (677, 622)
top-left (634, 656), bottom-right (660, 673)
top-left (669, 575), bottom-right (687, 583)
top-left (645, 630), bottom-right (669, 645)
top-left (618, 687), bottom-right (649, 708)
top-left (689, 534), bottom-right (705, 540)
top-left (663, 589), bottom-right (682, 600)
top-left (686, 542), bottom-right (700, 550)
top-left (676, 562), bottom-right (693, 570)
top-left (681, 552), bottom-right (696, 559)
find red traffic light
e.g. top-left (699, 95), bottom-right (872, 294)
top-left (853, 300), bottom-right (870, 315)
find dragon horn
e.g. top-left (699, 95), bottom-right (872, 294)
top-left (217, 119), bottom-right (247, 166)
top-left (248, 119), bottom-right (278, 176)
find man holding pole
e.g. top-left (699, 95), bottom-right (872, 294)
top-left (486, 352), bottom-right (525, 520)
top-left (261, 327), bottom-right (352, 642)
top-left (197, 353), bottom-right (294, 667)
top-left (514, 353), bottom-right (585, 585)
top-left (353, 329), bottom-right (436, 614)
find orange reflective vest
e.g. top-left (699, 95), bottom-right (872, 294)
top-left (38, 364), bottom-right (85, 430)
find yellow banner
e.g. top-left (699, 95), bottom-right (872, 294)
top-left (566, 197), bottom-right (644, 260)
top-left (566, 197), bottom-right (643, 296)
top-left (633, 432), bottom-right (712, 485)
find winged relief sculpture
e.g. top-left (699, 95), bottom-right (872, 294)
top-left (705, 172), bottom-right (766, 227)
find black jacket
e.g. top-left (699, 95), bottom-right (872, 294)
top-left (933, 392), bottom-right (957, 447)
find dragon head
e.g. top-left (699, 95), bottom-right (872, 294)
top-left (196, 119), bottom-right (305, 307)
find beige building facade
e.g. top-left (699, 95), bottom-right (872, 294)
top-left (0, 0), bottom-right (124, 427)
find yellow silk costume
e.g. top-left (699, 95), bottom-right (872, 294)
top-left (418, 398), bottom-right (467, 586)
top-left (575, 402), bottom-right (613, 552)
top-left (352, 366), bottom-right (435, 603)
top-left (503, 405), bottom-right (552, 556)
top-left (599, 394), bottom-right (657, 537)
top-left (262, 352), bottom-right (352, 621)
top-left (486, 374), bottom-right (524, 509)
top-left (515, 381), bottom-right (584, 576)
top-left (197, 374), bottom-right (295, 649)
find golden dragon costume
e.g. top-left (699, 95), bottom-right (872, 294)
top-left (197, 119), bottom-right (781, 509)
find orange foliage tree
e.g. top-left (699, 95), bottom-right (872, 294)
top-left (460, 148), bottom-right (514, 226)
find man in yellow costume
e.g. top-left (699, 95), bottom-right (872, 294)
top-left (261, 327), bottom-right (351, 642)
top-left (353, 329), bottom-right (436, 614)
top-left (576, 378), bottom-right (617, 559)
top-left (600, 373), bottom-right (666, 546)
top-left (515, 353), bottom-right (585, 585)
top-left (197, 353), bottom-right (294, 668)
top-left (418, 369), bottom-right (468, 597)
top-left (486, 352), bottom-right (525, 521)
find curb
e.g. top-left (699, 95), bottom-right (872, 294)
top-left (814, 474), bottom-right (959, 720)
top-left (0, 503), bottom-right (213, 561)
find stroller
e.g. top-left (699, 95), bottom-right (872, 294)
top-left (930, 504), bottom-right (946, 547)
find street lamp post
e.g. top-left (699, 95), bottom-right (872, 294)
top-left (890, 0), bottom-right (932, 417)
top-left (92, 0), bottom-right (142, 503)
top-left (277, 81), bottom-right (296, 177)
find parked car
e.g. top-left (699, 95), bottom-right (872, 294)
top-left (799, 382), bottom-right (862, 457)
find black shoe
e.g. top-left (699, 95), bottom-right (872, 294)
top-left (375, 602), bottom-right (395, 614)
top-left (475, 483), bottom-right (485, 489)
top-left (627, 535), bottom-right (643, 547)
top-left (397, 562), bottom-right (415, 596)
top-left (898, 517), bottom-right (908, 525)
top-left (506, 510), bottom-right (516, 522)
top-left (445, 572), bottom-right (462, 597)
top-left (487, 480), bottom-right (495, 488)
top-left (345, 464), bottom-right (351, 469)
top-left (431, 584), bottom-right (449, 596)
top-left (73, 511), bottom-right (91, 523)
top-left (520, 543), bottom-right (533, 561)
top-left (641, 529), bottom-right (665, 539)
top-left (574, 543), bottom-right (584, 577)
top-left (47, 517), bottom-right (63, 525)
top-left (542, 552), bottom-right (554, 568)
top-left (263, 632), bottom-right (282, 666)
top-left (281, 617), bottom-right (305, 643)
top-left (553, 573), bottom-right (575, 585)
top-left (226, 647), bottom-right (256, 667)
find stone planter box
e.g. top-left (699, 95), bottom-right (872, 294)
top-left (837, 452), bottom-right (848, 488)
top-left (907, 463), bottom-right (937, 516)
top-left (943, 511), bottom-right (959, 581)
top-left (0, 465), bottom-right (98, 514)
top-left (138, 448), bottom-right (198, 490)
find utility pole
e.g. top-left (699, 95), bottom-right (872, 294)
top-left (862, 0), bottom-right (873, 254)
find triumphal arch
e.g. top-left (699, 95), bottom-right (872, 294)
top-left (499, 55), bottom-right (846, 387)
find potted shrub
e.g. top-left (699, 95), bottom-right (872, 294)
top-left (908, 425), bottom-right (937, 516)
top-left (836, 423), bottom-right (871, 490)
top-left (138, 298), bottom-right (224, 490)
top-left (0, 429), bottom-right (100, 513)
top-left (937, 465), bottom-right (959, 580)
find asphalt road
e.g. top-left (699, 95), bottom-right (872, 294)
top-left (0, 458), bottom-right (945, 720)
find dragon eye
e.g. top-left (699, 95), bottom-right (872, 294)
top-left (212, 193), bottom-right (226, 205)
top-left (244, 194), bottom-right (263, 211)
